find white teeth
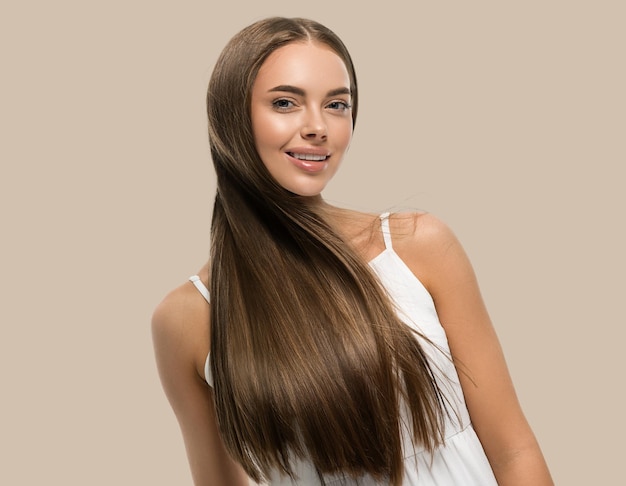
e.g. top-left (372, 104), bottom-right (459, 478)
top-left (290, 153), bottom-right (328, 161)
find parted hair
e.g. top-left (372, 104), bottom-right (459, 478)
top-left (207, 17), bottom-right (447, 485)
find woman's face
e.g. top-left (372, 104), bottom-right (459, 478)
top-left (250, 41), bottom-right (353, 197)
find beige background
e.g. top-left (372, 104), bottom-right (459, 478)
top-left (1, 1), bottom-right (623, 484)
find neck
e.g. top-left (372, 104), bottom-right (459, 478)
top-left (296, 193), bottom-right (325, 208)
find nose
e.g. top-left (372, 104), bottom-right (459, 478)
top-left (300, 109), bottom-right (327, 141)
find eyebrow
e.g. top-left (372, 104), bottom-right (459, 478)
top-left (268, 85), bottom-right (351, 97)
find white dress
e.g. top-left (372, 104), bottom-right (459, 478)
top-left (189, 213), bottom-right (498, 485)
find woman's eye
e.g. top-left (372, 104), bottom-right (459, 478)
top-left (272, 99), bottom-right (295, 110)
top-left (327, 101), bottom-right (351, 112)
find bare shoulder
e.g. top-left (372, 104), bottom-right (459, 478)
top-left (152, 274), bottom-right (211, 380)
top-left (390, 212), bottom-right (468, 292)
top-left (391, 211), bottom-right (457, 247)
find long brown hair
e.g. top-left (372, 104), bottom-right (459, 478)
top-left (207, 17), bottom-right (446, 485)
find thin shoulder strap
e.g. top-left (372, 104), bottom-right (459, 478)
top-left (189, 275), bottom-right (210, 303)
top-left (380, 212), bottom-right (393, 250)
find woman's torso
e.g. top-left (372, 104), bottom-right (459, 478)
top-left (190, 212), bottom-right (497, 485)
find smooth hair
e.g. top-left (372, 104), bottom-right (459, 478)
top-left (207, 17), bottom-right (447, 485)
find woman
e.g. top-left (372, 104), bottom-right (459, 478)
top-left (152, 17), bottom-right (553, 485)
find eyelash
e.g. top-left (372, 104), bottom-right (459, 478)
top-left (326, 101), bottom-right (352, 112)
top-left (272, 99), bottom-right (296, 111)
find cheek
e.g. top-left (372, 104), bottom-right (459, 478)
top-left (253, 113), bottom-right (293, 151)
top-left (333, 119), bottom-right (353, 150)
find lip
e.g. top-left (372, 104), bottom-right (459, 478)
top-left (285, 148), bottom-right (330, 173)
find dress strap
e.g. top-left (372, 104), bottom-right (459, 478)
top-left (189, 275), bottom-right (210, 303)
top-left (380, 212), bottom-right (393, 250)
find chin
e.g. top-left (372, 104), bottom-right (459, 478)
top-left (280, 180), bottom-right (328, 198)
top-left (289, 188), bottom-right (325, 198)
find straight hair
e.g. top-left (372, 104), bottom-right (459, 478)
top-left (207, 17), bottom-right (447, 485)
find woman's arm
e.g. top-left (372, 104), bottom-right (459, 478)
top-left (397, 213), bottom-right (553, 485)
top-left (152, 283), bottom-right (250, 486)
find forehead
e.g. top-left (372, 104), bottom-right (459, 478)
top-left (253, 42), bottom-right (350, 92)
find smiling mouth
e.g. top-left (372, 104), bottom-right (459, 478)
top-left (287, 152), bottom-right (329, 161)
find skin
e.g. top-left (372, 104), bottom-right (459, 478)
top-left (250, 42), bottom-right (353, 198)
top-left (152, 41), bottom-right (553, 485)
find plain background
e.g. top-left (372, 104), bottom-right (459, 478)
top-left (1, 1), bottom-right (624, 484)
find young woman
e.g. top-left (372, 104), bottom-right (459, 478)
top-left (152, 17), bottom-right (553, 485)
